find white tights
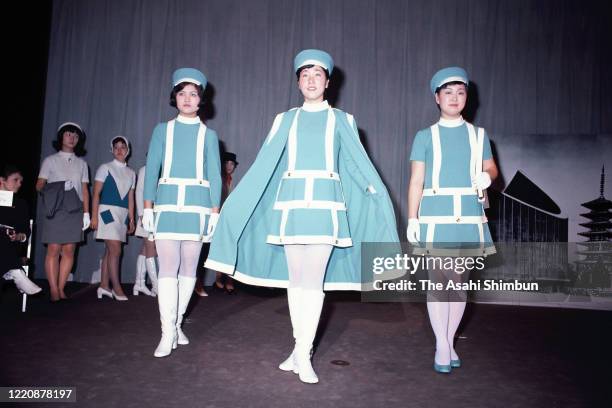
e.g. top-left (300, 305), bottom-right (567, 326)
top-left (426, 266), bottom-right (469, 365)
top-left (155, 239), bottom-right (203, 279)
top-left (284, 244), bottom-right (333, 290)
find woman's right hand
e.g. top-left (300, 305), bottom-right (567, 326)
top-left (406, 218), bottom-right (420, 244)
top-left (90, 217), bottom-right (98, 230)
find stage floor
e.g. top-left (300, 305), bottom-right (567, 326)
top-left (1, 281), bottom-right (609, 408)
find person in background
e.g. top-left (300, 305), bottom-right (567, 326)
top-left (1, 164), bottom-right (42, 295)
top-left (133, 164), bottom-right (158, 297)
top-left (211, 151), bottom-right (238, 294)
top-left (90, 136), bottom-right (136, 301)
top-left (36, 122), bottom-right (90, 302)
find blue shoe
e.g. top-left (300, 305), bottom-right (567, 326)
top-left (433, 363), bottom-right (451, 373)
top-left (450, 359), bottom-right (461, 368)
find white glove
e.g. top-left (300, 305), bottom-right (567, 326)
top-left (406, 218), bottom-right (420, 244)
top-left (82, 212), bottom-right (91, 231)
top-left (366, 185), bottom-right (377, 194)
top-left (64, 180), bottom-right (74, 191)
top-left (142, 209), bottom-right (155, 233)
top-left (472, 171), bottom-right (492, 190)
top-left (207, 213), bottom-right (220, 236)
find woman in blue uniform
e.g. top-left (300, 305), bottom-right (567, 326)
top-left (143, 68), bottom-right (222, 358)
top-left (91, 136), bottom-right (136, 301)
top-left (205, 50), bottom-right (399, 384)
top-left (407, 67), bottom-right (498, 373)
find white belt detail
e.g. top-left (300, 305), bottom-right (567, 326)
top-left (153, 205), bottom-right (212, 215)
top-left (422, 187), bottom-right (477, 196)
top-left (282, 170), bottom-right (340, 180)
top-left (274, 200), bottom-right (346, 211)
top-left (158, 177), bottom-right (210, 187)
top-left (419, 215), bottom-right (488, 224)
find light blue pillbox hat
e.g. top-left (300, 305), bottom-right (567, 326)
top-left (172, 68), bottom-right (207, 88)
top-left (430, 67), bottom-right (468, 94)
top-left (294, 49), bottom-right (334, 75)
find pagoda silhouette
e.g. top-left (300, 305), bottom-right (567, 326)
top-left (575, 166), bottom-right (612, 289)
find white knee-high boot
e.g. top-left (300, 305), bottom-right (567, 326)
top-left (133, 255), bottom-right (153, 296)
top-left (427, 301), bottom-right (451, 372)
top-left (154, 278), bottom-right (178, 357)
top-left (447, 301), bottom-right (466, 367)
top-left (176, 276), bottom-right (196, 345)
top-left (145, 257), bottom-right (158, 296)
top-left (295, 289), bottom-right (325, 384)
top-left (279, 287), bottom-right (302, 373)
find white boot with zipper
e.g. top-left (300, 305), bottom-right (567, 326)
top-left (176, 276), bottom-right (196, 345)
top-left (278, 287), bottom-right (302, 373)
top-left (295, 289), bottom-right (325, 384)
top-left (145, 257), bottom-right (158, 296)
top-left (154, 277), bottom-right (178, 357)
top-left (133, 255), bottom-right (153, 296)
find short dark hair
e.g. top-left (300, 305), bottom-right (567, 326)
top-left (0, 163), bottom-right (21, 179)
top-left (111, 136), bottom-right (127, 148)
top-left (435, 81), bottom-right (468, 94)
top-left (296, 64), bottom-right (330, 80)
top-left (53, 124), bottom-right (87, 156)
top-left (170, 82), bottom-right (205, 110)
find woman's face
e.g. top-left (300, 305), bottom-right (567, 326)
top-left (0, 172), bottom-right (23, 193)
top-left (62, 131), bottom-right (79, 151)
top-left (224, 160), bottom-right (236, 175)
top-left (176, 84), bottom-right (201, 117)
top-left (435, 83), bottom-right (467, 119)
top-left (298, 66), bottom-right (329, 104)
top-left (112, 140), bottom-right (129, 162)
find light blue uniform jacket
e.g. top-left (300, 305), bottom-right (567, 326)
top-left (205, 107), bottom-right (400, 291)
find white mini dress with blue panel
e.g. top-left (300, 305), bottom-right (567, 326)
top-left (95, 159), bottom-right (136, 242)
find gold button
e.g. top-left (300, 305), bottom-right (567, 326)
top-left (287, 172), bottom-right (291, 177)
top-left (456, 217), bottom-right (461, 223)
top-left (433, 189), bottom-right (437, 194)
top-left (335, 239), bottom-right (339, 244)
top-left (330, 173), bottom-right (333, 178)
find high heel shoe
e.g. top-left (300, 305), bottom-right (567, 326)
top-left (97, 287), bottom-right (113, 299)
top-left (112, 290), bottom-right (129, 301)
top-left (450, 359), bottom-right (461, 368)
